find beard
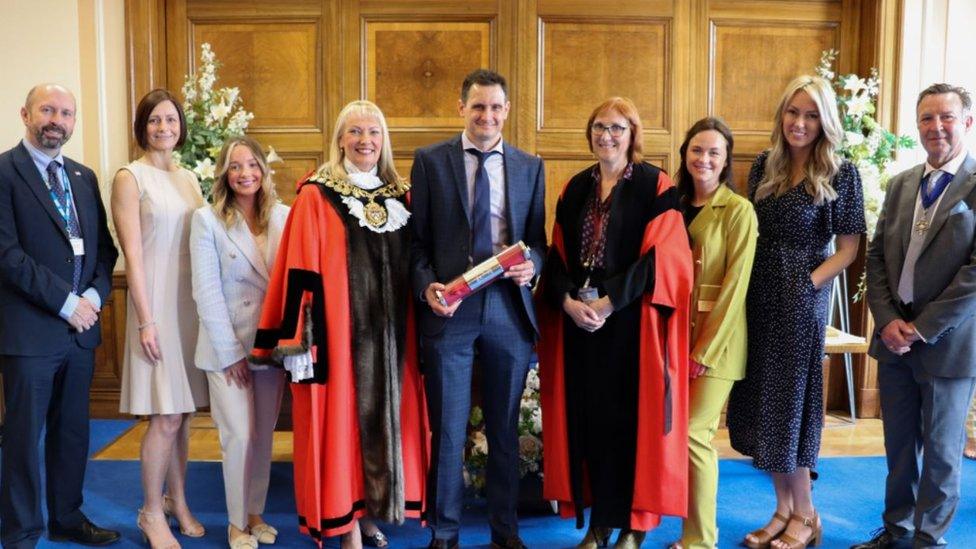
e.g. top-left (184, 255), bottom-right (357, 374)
top-left (33, 123), bottom-right (71, 149)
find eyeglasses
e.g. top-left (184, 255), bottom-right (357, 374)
top-left (590, 123), bottom-right (629, 137)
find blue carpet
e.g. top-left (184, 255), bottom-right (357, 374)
top-left (19, 421), bottom-right (976, 548)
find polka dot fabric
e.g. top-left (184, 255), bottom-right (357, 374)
top-left (727, 151), bottom-right (865, 473)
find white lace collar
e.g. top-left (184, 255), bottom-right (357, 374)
top-left (339, 159), bottom-right (410, 233)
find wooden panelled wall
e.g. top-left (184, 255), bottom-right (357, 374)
top-left (96, 0), bottom-right (899, 418)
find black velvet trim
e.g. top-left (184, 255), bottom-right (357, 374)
top-left (298, 501), bottom-right (367, 540)
top-left (404, 500), bottom-right (422, 511)
top-left (252, 268), bottom-right (329, 383)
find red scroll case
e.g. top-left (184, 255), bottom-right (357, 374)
top-left (436, 241), bottom-right (531, 307)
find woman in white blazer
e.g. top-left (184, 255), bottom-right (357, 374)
top-left (190, 136), bottom-right (289, 549)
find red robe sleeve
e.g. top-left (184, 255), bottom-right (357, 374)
top-left (251, 181), bottom-right (365, 543)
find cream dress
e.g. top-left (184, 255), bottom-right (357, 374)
top-left (119, 161), bottom-right (208, 415)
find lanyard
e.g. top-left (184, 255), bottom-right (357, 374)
top-left (46, 169), bottom-right (74, 226)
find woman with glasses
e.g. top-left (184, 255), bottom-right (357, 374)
top-left (538, 97), bottom-right (693, 549)
top-left (726, 75), bottom-right (864, 549)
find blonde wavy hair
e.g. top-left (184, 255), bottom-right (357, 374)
top-left (754, 75), bottom-right (843, 205)
top-left (211, 135), bottom-right (277, 232)
top-left (322, 100), bottom-right (404, 186)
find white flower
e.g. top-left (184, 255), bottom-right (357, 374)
top-left (267, 145), bottom-right (283, 164)
top-left (844, 131), bottom-right (865, 147)
top-left (201, 43), bottom-right (215, 64)
top-left (525, 368), bottom-right (540, 391)
top-left (193, 158), bottom-right (215, 181)
top-left (530, 407), bottom-right (543, 434)
top-left (471, 431), bottom-right (488, 455)
top-left (224, 87), bottom-right (240, 107)
top-left (209, 101), bottom-right (231, 122)
top-left (846, 93), bottom-right (872, 117)
top-left (842, 75), bottom-right (866, 95)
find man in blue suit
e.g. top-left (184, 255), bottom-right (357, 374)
top-left (410, 69), bottom-right (546, 549)
top-left (0, 84), bottom-right (119, 548)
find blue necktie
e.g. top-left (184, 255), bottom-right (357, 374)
top-left (921, 170), bottom-right (952, 209)
top-left (47, 160), bottom-right (83, 292)
top-left (465, 148), bottom-right (499, 263)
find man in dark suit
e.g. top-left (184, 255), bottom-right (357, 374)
top-left (410, 69), bottom-right (545, 549)
top-left (857, 83), bottom-right (976, 549)
top-left (0, 84), bottom-right (119, 548)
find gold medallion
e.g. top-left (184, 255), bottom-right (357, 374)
top-left (915, 216), bottom-right (929, 235)
top-left (363, 200), bottom-right (388, 227)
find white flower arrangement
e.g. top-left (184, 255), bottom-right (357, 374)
top-left (176, 43), bottom-right (256, 199)
top-left (815, 49), bottom-right (916, 299)
top-left (465, 367), bottom-right (544, 491)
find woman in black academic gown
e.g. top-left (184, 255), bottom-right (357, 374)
top-left (538, 97), bottom-right (693, 549)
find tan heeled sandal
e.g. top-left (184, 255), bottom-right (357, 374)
top-left (162, 495), bottom-right (206, 538)
top-left (772, 512), bottom-right (822, 549)
top-left (743, 511), bottom-right (789, 549)
top-left (137, 508), bottom-right (180, 549)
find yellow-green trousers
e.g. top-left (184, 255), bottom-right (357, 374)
top-left (679, 375), bottom-right (734, 549)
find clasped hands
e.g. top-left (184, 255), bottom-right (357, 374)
top-left (880, 318), bottom-right (922, 355)
top-left (563, 293), bottom-right (613, 332)
top-left (424, 260), bottom-right (536, 318)
top-left (67, 297), bottom-right (99, 333)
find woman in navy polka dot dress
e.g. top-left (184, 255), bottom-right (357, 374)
top-left (726, 75), bottom-right (865, 549)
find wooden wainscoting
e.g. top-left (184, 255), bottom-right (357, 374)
top-left (116, 0), bottom-right (901, 419)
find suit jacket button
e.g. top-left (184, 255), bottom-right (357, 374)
top-left (695, 259), bottom-right (702, 265)
top-left (66, 257), bottom-right (72, 263)
top-left (243, 300), bottom-right (251, 306)
top-left (230, 253), bottom-right (237, 259)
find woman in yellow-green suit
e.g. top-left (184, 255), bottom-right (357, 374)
top-left (671, 118), bottom-right (757, 549)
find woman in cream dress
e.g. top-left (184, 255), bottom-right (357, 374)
top-left (112, 88), bottom-right (208, 549)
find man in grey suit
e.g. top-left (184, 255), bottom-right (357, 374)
top-left (410, 69), bottom-right (545, 549)
top-left (856, 83), bottom-right (976, 549)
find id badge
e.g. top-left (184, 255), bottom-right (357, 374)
top-left (578, 286), bottom-right (598, 302)
top-left (70, 237), bottom-right (85, 256)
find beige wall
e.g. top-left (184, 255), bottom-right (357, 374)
top-left (894, 0), bottom-right (976, 172)
top-left (0, 0), bottom-right (129, 185)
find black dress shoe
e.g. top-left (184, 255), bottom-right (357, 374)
top-left (428, 538), bottom-right (460, 549)
top-left (850, 527), bottom-right (905, 549)
top-left (48, 518), bottom-right (121, 546)
top-left (491, 536), bottom-right (528, 549)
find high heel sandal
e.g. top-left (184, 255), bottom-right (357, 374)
top-left (137, 508), bottom-right (180, 549)
top-left (362, 528), bottom-right (389, 548)
top-left (772, 512), bottom-right (822, 549)
top-left (162, 495), bottom-right (206, 538)
top-left (743, 511), bottom-right (789, 549)
top-left (613, 529), bottom-right (646, 549)
top-left (577, 525), bottom-right (612, 548)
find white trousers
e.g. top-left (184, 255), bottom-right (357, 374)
top-left (206, 367), bottom-right (286, 529)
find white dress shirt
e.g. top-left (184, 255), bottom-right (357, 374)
top-left (461, 132), bottom-right (509, 253)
